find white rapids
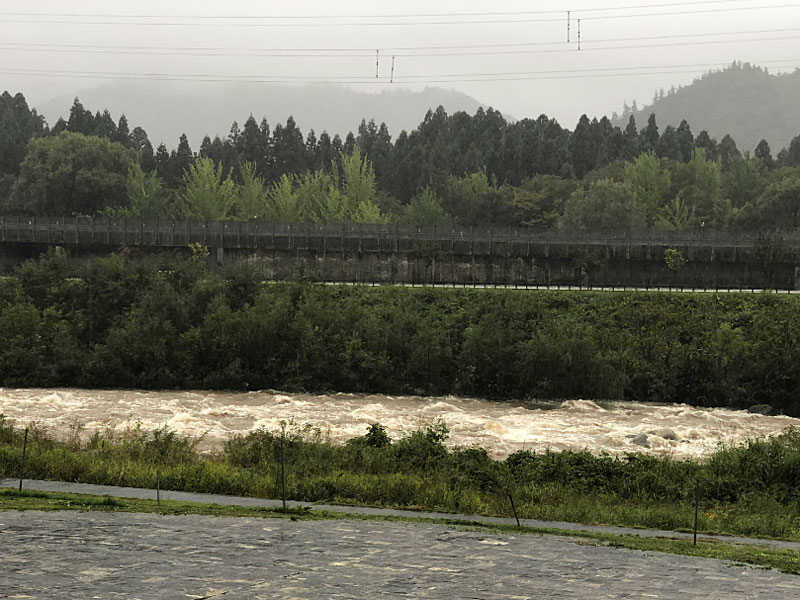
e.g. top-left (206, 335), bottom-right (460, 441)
top-left (1, 388), bottom-right (797, 459)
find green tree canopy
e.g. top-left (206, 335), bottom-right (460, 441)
top-left (178, 157), bottom-right (236, 220)
top-left (401, 188), bottom-right (452, 226)
top-left (104, 169), bottom-right (172, 221)
top-left (624, 153), bottom-right (672, 227)
top-left (562, 179), bottom-right (646, 230)
top-left (750, 173), bottom-right (800, 230)
top-left (511, 175), bottom-right (577, 229)
top-left (234, 162), bottom-right (269, 220)
top-left (10, 131), bottom-right (138, 215)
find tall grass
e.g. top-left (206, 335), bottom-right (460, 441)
top-left (2, 414), bottom-right (799, 540)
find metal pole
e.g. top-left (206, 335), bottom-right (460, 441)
top-left (693, 479), bottom-right (700, 546)
top-left (19, 428), bottom-right (28, 492)
top-left (280, 425), bottom-right (287, 511)
top-left (156, 469), bottom-right (161, 506)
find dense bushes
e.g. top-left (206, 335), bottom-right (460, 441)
top-left (3, 250), bottom-right (800, 413)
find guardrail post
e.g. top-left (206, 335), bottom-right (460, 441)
top-left (280, 422), bottom-right (287, 511)
top-left (18, 427), bottom-right (28, 492)
top-left (693, 479), bottom-right (700, 546)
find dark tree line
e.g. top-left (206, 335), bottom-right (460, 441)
top-left (3, 90), bottom-right (800, 230)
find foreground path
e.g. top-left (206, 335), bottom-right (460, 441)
top-left (2, 510), bottom-right (799, 599)
top-left (3, 478), bottom-right (800, 551)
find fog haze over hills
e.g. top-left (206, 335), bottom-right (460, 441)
top-left (36, 82), bottom-right (490, 148)
top-left (34, 62), bottom-right (800, 156)
top-left (613, 64), bottom-right (800, 153)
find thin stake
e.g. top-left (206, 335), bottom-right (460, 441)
top-left (693, 479), bottom-right (700, 546)
top-left (508, 492), bottom-right (521, 530)
top-left (156, 469), bottom-right (161, 506)
top-left (280, 424), bottom-right (287, 511)
top-left (390, 56), bottom-right (396, 84)
top-left (18, 427), bottom-right (28, 492)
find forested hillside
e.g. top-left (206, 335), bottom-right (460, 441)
top-left (3, 85), bottom-right (800, 231)
top-left (614, 62), bottom-right (800, 154)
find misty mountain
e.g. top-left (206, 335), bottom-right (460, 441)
top-left (36, 81), bottom-right (492, 148)
top-left (613, 62), bottom-right (800, 154)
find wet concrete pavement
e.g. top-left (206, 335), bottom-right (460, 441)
top-left (2, 510), bottom-right (799, 599)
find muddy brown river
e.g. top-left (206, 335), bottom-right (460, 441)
top-left (1, 388), bottom-right (797, 458)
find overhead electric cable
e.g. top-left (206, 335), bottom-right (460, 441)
top-left (394, 59), bottom-right (800, 79)
top-left (0, 1), bottom-right (771, 20)
top-left (2, 28), bottom-right (800, 58)
top-left (0, 3), bottom-right (798, 26)
top-left (1, 60), bottom-right (797, 84)
top-left (392, 34), bottom-right (800, 57)
top-left (4, 66), bottom-right (798, 84)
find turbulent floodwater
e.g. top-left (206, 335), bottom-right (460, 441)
top-left (1, 388), bottom-right (798, 459)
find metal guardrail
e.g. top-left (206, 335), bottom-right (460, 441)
top-left (0, 215), bottom-right (798, 249)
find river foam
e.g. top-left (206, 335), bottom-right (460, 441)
top-left (1, 388), bottom-right (797, 458)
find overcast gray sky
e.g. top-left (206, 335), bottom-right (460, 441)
top-left (2, 0), bottom-right (799, 125)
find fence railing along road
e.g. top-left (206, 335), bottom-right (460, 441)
top-left (1, 216), bottom-right (797, 251)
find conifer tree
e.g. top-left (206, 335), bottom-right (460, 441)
top-left (621, 115), bottom-right (640, 161)
top-left (640, 114), bottom-right (660, 154)
top-left (657, 126), bottom-right (682, 161)
top-left (66, 98), bottom-right (94, 135)
top-left (168, 133), bottom-right (194, 188)
top-left (676, 120), bottom-right (695, 162)
top-left (130, 126), bottom-right (155, 172)
top-left (115, 115), bottom-right (131, 147)
top-left (695, 131), bottom-right (718, 160)
top-left (755, 139), bottom-right (774, 169)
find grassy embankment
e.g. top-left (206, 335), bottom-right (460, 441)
top-left (2, 417), bottom-right (800, 544)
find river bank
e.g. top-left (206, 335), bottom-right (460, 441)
top-left (2, 412), bottom-right (800, 541)
top-left (4, 253), bottom-right (800, 414)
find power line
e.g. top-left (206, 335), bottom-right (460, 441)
top-left (2, 28), bottom-right (800, 59)
top-left (1, 60), bottom-right (797, 85)
top-left (3, 67), bottom-right (794, 84)
top-left (1, 3), bottom-right (798, 26)
top-left (396, 59), bottom-right (800, 79)
top-left (583, 2), bottom-right (800, 20)
top-left (392, 34), bottom-right (800, 57)
top-left (0, 1), bottom-right (762, 19)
